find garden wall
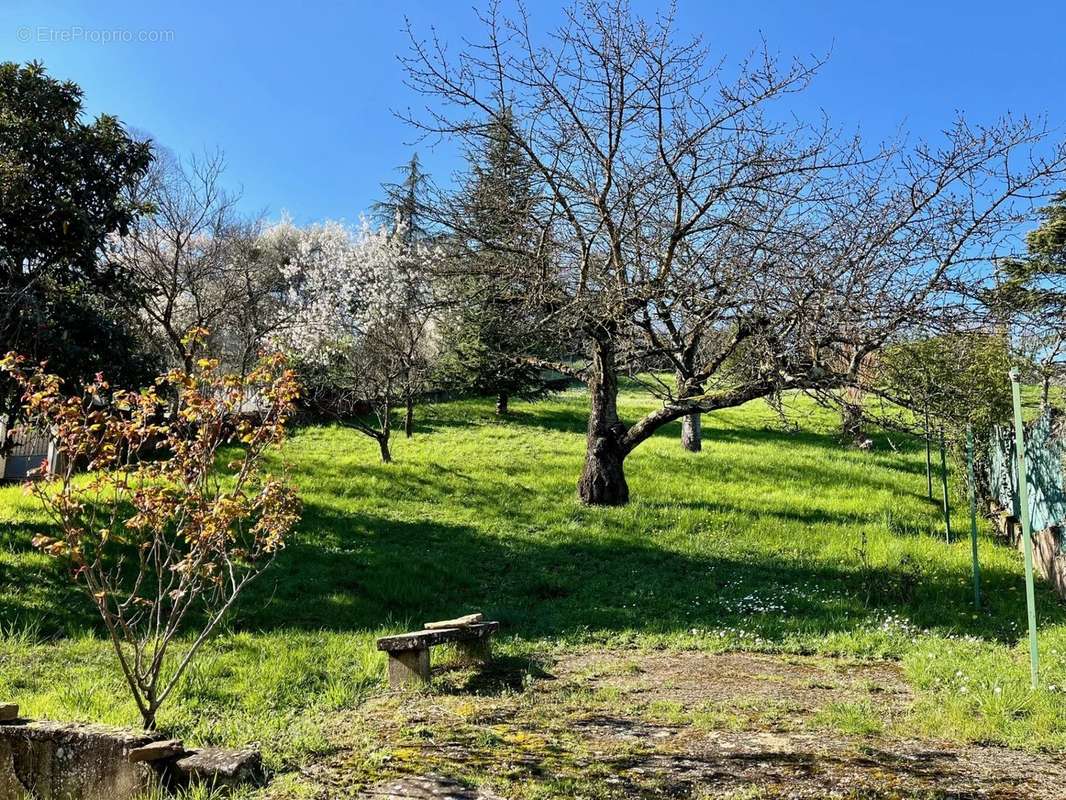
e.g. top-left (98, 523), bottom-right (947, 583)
top-left (0, 708), bottom-right (263, 799)
top-left (0, 716), bottom-right (160, 800)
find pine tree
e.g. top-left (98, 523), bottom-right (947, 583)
top-left (436, 109), bottom-right (560, 413)
top-left (372, 153), bottom-right (430, 245)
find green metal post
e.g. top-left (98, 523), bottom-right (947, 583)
top-left (925, 406), bottom-right (933, 500)
top-left (966, 425), bottom-right (981, 609)
top-left (1009, 369), bottom-right (1040, 689)
top-left (939, 428), bottom-right (952, 543)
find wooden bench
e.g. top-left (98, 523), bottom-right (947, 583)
top-left (376, 617), bottom-right (499, 687)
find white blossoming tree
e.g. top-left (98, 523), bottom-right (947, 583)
top-left (280, 219), bottom-right (437, 462)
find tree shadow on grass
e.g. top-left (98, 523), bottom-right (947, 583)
top-left (639, 498), bottom-right (881, 527)
top-left (1, 399), bottom-right (1050, 650)
top-left (5, 491), bottom-right (1061, 649)
top-left (303, 438), bottom-right (932, 533)
top-left (226, 501), bottom-right (1063, 649)
top-left (479, 399), bottom-right (931, 473)
top-left (0, 519), bottom-right (97, 635)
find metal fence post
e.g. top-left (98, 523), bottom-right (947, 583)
top-left (1009, 368), bottom-right (1040, 689)
top-left (966, 425), bottom-right (981, 609)
top-left (939, 428), bottom-right (952, 542)
top-left (925, 406), bottom-right (933, 500)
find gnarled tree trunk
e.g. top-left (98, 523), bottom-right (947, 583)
top-left (841, 401), bottom-right (863, 444)
top-left (841, 385), bottom-right (865, 446)
top-left (378, 401), bottom-right (393, 463)
top-left (578, 337), bottom-right (629, 506)
top-left (496, 392), bottom-right (509, 416)
top-left (377, 434), bottom-right (392, 463)
top-left (680, 411), bottom-right (702, 452)
top-left (677, 373), bottom-right (703, 452)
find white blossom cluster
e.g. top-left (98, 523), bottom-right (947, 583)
top-left (276, 217), bottom-right (437, 364)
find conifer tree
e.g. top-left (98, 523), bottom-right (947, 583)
top-left (436, 109), bottom-right (561, 414)
top-left (372, 153), bottom-right (433, 434)
top-left (995, 193), bottom-right (1066, 407)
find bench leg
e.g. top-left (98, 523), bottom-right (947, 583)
top-left (456, 637), bottom-right (492, 666)
top-left (387, 648), bottom-right (430, 688)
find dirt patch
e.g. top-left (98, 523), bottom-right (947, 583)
top-left (357, 773), bottom-right (505, 799)
top-left (296, 649), bottom-right (1066, 799)
top-left (559, 650), bottom-right (911, 719)
top-left (625, 731), bottom-right (1061, 798)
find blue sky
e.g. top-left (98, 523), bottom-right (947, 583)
top-left (2, 1), bottom-right (1064, 224)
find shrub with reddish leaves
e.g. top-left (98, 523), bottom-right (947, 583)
top-left (1, 330), bottom-right (301, 729)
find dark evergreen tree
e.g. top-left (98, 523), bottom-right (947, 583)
top-left (0, 61), bottom-right (156, 419)
top-left (994, 193), bottom-right (1066, 407)
top-left (435, 109), bottom-right (560, 414)
top-left (372, 152), bottom-right (431, 245)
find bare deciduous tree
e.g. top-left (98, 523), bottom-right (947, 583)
top-left (116, 148), bottom-right (288, 375)
top-left (403, 0), bottom-right (1066, 505)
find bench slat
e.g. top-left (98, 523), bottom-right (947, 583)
top-left (376, 621), bottom-right (499, 652)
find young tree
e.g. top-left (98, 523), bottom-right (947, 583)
top-left (280, 220), bottom-right (437, 462)
top-left (0, 61), bottom-right (155, 419)
top-left (372, 154), bottom-right (436, 433)
top-left (403, 1), bottom-right (1066, 505)
top-left (874, 332), bottom-right (1013, 459)
top-left (1, 340), bottom-right (300, 730)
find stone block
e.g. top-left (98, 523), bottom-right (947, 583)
top-left (174, 746), bottom-right (264, 789)
top-left (127, 738), bottom-right (185, 763)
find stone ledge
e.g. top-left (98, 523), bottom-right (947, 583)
top-left (128, 738), bottom-right (185, 763)
top-left (0, 719), bottom-right (163, 800)
top-left (0, 715), bottom-right (265, 799)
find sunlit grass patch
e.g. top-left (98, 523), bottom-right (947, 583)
top-left (2, 386), bottom-right (1065, 779)
top-left (812, 700), bottom-right (885, 737)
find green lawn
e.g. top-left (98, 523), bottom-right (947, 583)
top-left (2, 387), bottom-right (1065, 781)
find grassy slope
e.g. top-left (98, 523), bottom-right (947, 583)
top-left (2, 387), bottom-right (1065, 775)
